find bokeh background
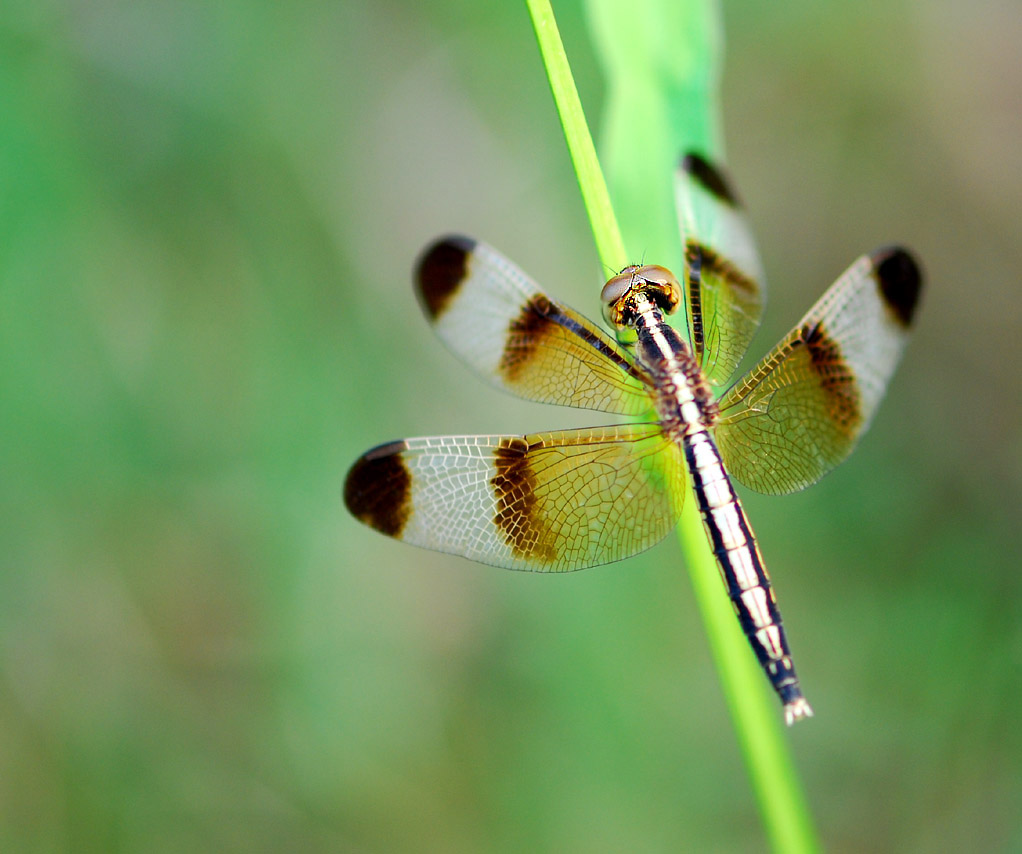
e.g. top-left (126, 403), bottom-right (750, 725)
top-left (3, 1), bottom-right (1020, 851)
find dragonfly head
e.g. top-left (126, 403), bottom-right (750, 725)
top-left (601, 264), bottom-right (682, 332)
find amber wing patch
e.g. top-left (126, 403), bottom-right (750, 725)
top-left (497, 294), bottom-right (556, 383)
top-left (491, 437), bottom-right (557, 562)
top-left (801, 321), bottom-right (862, 435)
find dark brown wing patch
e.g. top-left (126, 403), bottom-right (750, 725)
top-left (491, 437), bottom-right (556, 562)
top-left (494, 293), bottom-right (652, 406)
top-left (689, 241), bottom-right (759, 298)
top-left (684, 241), bottom-right (706, 354)
top-left (416, 236), bottom-right (476, 320)
top-left (685, 239), bottom-right (759, 365)
top-left (344, 440), bottom-right (413, 538)
top-left (871, 246), bottom-right (922, 328)
top-left (680, 152), bottom-right (740, 206)
top-left (801, 322), bottom-right (862, 434)
top-left (498, 294), bottom-right (556, 382)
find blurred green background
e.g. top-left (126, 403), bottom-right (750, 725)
top-left (2, 1), bottom-right (1020, 851)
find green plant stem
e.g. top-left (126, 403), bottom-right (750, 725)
top-left (526, 0), bottom-right (628, 272)
top-left (678, 500), bottom-right (819, 853)
top-left (527, 1), bottom-right (820, 851)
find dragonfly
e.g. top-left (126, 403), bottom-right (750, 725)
top-left (344, 153), bottom-right (922, 723)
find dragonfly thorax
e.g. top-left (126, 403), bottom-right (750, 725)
top-left (636, 319), bottom-right (718, 433)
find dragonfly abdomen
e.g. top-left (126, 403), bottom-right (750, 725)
top-left (683, 428), bottom-right (813, 724)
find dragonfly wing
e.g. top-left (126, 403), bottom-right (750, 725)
top-left (715, 247), bottom-right (923, 494)
top-left (416, 236), bottom-right (653, 415)
top-left (676, 153), bottom-right (767, 387)
top-left (345, 424), bottom-right (687, 571)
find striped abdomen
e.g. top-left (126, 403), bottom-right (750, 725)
top-left (683, 429), bottom-right (811, 721)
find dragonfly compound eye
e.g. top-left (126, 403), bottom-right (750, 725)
top-left (636, 265), bottom-right (682, 315)
top-left (600, 269), bottom-right (636, 306)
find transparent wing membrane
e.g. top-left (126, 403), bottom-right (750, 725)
top-left (345, 425), bottom-right (687, 572)
top-left (716, 247), bottom-right (922, 494)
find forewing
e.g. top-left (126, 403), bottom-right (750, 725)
top-left (675, 153), bottom-right (767, 386)
top-left (416, 236), bottom-right (653, 415)
top-left (715, 247), bottom-right (923, 494)
top-left (344, 424), bottom-right (687, 572)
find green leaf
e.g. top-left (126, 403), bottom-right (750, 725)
top-left (587, 0), bottom-right (722, 276)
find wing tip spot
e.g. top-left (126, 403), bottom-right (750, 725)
top-left (344, 441), bottom-right (413, 538)
top-left (416, 235), bottom-right (477, 320)
top-left (679, 151), bottom-right (741, 206)
top-left (871, 246), bottom-right (923, 327)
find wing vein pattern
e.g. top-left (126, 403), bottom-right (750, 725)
top-left (345, 424), bottom-right (688, 572)
top-left (716, 249), bottom-right (921, 494)
top-left (416, 237), bottom-right (653, 415)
